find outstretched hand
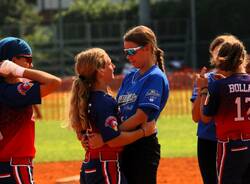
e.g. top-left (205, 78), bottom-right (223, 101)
top-left (141, 120), bottom-right (157, 137)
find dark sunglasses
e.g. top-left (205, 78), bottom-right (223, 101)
top-left (124, 46), bottom-right (143, 56)
top-left (16, 55), bottom-right (33, 64)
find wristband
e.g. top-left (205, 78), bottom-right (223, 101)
top-left (15, 67), bottom-right (25, 77)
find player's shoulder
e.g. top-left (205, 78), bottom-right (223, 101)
top-left (123, 69), bottom-right (138, 82)
top-left (90, 91), bottom-right (116, 108)
top-left (147, 66), bottom-right (168, 83)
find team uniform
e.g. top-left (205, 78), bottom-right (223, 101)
top-left (203, 73), bottom-right (250, 184)
top-left (190, 72), bottom-right (217, 184)
top-left (117, 65), bottom-right (169, 184)
top-left (0, 78), bottom-right (41, 184)
top-left (80, 91), bottom-right (127, 184)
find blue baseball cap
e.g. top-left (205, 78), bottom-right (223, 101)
top-left (0, 37), bottom-right (32, 61)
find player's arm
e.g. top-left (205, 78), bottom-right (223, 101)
top-left (199, 93), bottom-right (213, 123)
top-left (23, 69), bottom-right (61, 97)
top-left (106, 121), bottom-right (156, 147)
top-left (192, 95), bottom-right (201, 122)
top-left (88, 121), bottom-right (156, 148)
top-left (0, 60), bottom-right (61, 97)
top-left (119, 108), bottom-right (148, 131)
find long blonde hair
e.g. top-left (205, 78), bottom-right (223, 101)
top-left (69, 48), bottom-right (107, 132)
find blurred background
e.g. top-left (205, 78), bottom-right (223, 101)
top-left (1, 0), bottom-right (250, 76)
top-left (1, 0), bottom-right (249, 123)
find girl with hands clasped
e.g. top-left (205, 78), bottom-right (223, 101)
top-left (68, 48), bottom-right (156, 184)
top-left (197, 35), bottom-right (250, 184)
top-left (191, 34), bottom-right (234, 184)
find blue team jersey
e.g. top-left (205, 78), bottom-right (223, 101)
top-left (88, 91), bottom-right (121, 143)
top-left (0, 77), bottom-right (41, 107)
top-left (117, 65), bottom-right (169, 122)
top-left (203, 73), bottom-right (250, 139)
top-left (190, 72), bottom-right (216, 141)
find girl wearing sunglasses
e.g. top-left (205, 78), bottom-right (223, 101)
top-left (69, 48), bottom-right (157, 184)
top-left (87, 26), bottom-right (169, 184)
top-left (117, 25), bottom-right (169, 184)
top-left (0, 37), bottom-right (61, 184)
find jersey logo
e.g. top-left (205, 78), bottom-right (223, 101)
top-left (145, 89), bottom-right (160, 102)
top-left (117, 93), bottom-right (137, 105)
top-left (105, 116), bottom-right (118, 131)
top-left (17, 82), bottom-right (34, 96)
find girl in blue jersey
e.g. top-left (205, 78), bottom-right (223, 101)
top-left (68, 48), bottom-right (156, 184)
top-left (191, 35), bottom-right (233, 184)
top-left (197, 35), bottom-right (250, 184)
top-left (117, 25), bottom-right (169, 184)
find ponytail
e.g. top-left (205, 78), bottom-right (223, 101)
top-left (69, 77), bottom-right (90, 132)
top-left (155, 48), bottom-right (166, 75)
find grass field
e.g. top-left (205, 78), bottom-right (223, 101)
top-left (34, 115), bottom-right (198, 163)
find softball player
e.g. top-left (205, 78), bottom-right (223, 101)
top-left (69, 48), bottom-right (156, 184)
top-left (191, 35), bottom-right (234, 184)
top-left (197, 35), bottom-right (250, 184)
top-left (0, 37), bottom-right (61, 184)
top-left (116, 25), bottom-right (169, 184)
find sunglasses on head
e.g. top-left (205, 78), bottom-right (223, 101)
top-left (124, 46), bottom-right (143, 56)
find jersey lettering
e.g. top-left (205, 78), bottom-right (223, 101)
top-left (234, 97), bottom-right (250, 121)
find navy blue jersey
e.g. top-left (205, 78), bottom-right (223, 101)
top-left (0, 79), bottom-right (41, 159)
top-left (190, 72), bottom-right (216, 141)
top-left (203, 73), bottom-right (250, 139)
top-left (117, 65), bottom-right (169, 123)
top-left (88, 91), bottom-right (121, 143)
top-left (0, 77), bottom-right (41, 107)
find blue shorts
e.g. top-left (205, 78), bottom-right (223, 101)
top-left (217, 140), bottom-right (250, 184)
top-left (80, 152), bottom-right (127, 184)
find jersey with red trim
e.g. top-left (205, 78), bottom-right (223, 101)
top-left (0, 78), bottom-right (41, 160)
top-left (203, 74), bottom-right (250, 139)
top-left (87, 91), bottom-right (123, 153)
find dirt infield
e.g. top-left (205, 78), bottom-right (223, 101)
top-left (34, 157), bottom-right (203, 184)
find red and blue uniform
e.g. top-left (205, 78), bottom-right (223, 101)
top-left (117, 65), bottom-right (169, 184)
top-left (80, 91), bottom-right (127, 184)
top-left (190, 72), bottom-right (217, 184)
top-left (0, 78), bottom-right (41, 184)
top-left (203, 73), bottom-right (250, 184)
